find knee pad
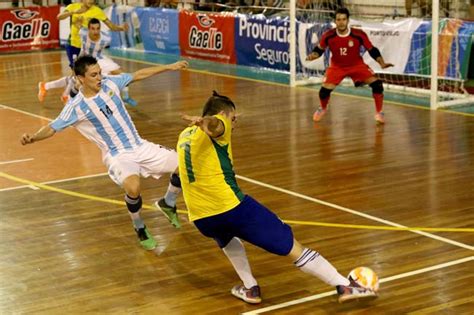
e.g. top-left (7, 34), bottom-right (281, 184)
top-left (319, 87), bottom-right (333, 99)
top-left (369, 80), bottom-right (384, 94)
top-left (125, 195), bottom-right (142, 213)
top-left (170, 173), bottom-right (181, 188)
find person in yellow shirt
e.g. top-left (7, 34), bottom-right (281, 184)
top-left (38, 1), bottom-right (129, 104)
top-left (177, 91), bottom-right (378, 304)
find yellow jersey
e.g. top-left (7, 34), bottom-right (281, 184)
top-left (177, 114), bottom-right (244, 222)
top-left (65, 3), bottom-right (107, 48)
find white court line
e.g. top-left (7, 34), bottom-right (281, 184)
top-left (0, 158), bottom-right (34, 165)
top-left (0, 172), bottom-right (108, 192)
top-left (0, 104), bottom-right (108, 191)
top-left (0, 104), bottom-right (53, 121)
top-left (242, 256), bottom-right (474, 314)
top-left (236, 175), bottom-right (474, 251)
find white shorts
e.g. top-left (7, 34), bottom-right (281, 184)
top-left (98, 56), bottom-right (121, 75)
top-left (103, 140), bottom-right (178, 187)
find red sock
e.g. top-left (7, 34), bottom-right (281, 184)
top-left (373, 93), bottom-right (383, 113)
top-left (320, 96), bottom-right (330, 110)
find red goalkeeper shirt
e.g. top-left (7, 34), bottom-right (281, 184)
top-left (319, 27), bottom-right (374, 68)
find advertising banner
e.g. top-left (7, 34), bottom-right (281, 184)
top-left (235, 15), bottom-right (291, 71)
top-left (179, 11), bottom-right (236, 64)
top-left (0, 6), bottom-right (60, 52)
top-left (135, 7), bottom-right (179, 55)
top-left (352, 18), bottom-right (424, 75)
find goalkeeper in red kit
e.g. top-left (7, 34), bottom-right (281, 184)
top-left (307, 7), bottom-right (394, 124)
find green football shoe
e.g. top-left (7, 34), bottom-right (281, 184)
top-left (155, 198), bottom-right (181, 229)
top-left (135, 226), bottom-right (157, 250)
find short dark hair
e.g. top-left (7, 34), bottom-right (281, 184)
top-left (88, 18), bottom-right (101, 28)
top-left (74, 55), bottom-right (98, 76)
top-left (202, 91), bottom-right (236, 117)
top-left (335, 7), bottom-right (350, 18)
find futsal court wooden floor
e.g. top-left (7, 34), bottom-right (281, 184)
top-left (0, 51), bottom-right (473, 314)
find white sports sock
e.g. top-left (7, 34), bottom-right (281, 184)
top-left (222, 238), bottom-right (258, 289)
top-left (45, 76), bottom-right (68, 90)
top-left (164, 182), bottom-right (181, 207)
top-left (63, 76), bottom-right (78, 97)
top-left (294, 248), bottom-right (350, 287)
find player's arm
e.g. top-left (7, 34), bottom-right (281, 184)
top-left (131, 61), bottom-right (188, 83)
top-left (307, 30), bottom-right (330, 61)
top-left (368, 47), bottom-right (394, 69)
top-left (360, 30), bottom-right (394, 69)
top-left (57, 5), bottom-right (88, 20)
top-left (181, 114), bottom-right (225, 139)
top-left (306, 45), bottom-right (325, 61)
top-left (103, 18), bottom-right (129, 32)
top-left (20, 125), bottom-right (56, 145)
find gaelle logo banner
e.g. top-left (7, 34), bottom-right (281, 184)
top-left (179, 11), bottom-right (236, 64)
top-left (0, 6), bottom-right (59, 52)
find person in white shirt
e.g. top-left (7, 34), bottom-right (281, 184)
top-left (22, 55), bottom-right (189, 251)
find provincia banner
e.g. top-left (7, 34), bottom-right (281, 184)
top-left (0, 5), bottom-right (60, 52)
top-left (235, 15), bottom-right (290, 71)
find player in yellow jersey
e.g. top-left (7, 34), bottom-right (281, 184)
top-left (38, 0), bottom-right (128, 103)
top-left (177, 91), bottom-right (378, 304)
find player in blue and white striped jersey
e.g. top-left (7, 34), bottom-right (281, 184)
top-left (22, 55), bottom-right (189, 251)
top-left (38, 19), bottom-right (137, 106)
top-left (79, 19), bottom-right (111, 60)
top-left (77, 18), bottom-right (137, 106)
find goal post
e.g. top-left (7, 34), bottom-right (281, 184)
top-left (288, 0), bottom-right (474, 110)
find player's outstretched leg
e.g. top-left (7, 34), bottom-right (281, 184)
top-left (291, 243), bottom-right (377, 303)
top-left (38, 76), bottom-right (70, 102)
top-left (126, 194), bottom-right (157, 250)
top-left (223, 238), bottom-right (261, 304)
top-left (155, 173), bottom-right (181, 228)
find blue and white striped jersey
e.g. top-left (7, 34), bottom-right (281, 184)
top-left (50, 73), bottom-right (142, 157)
top-left (79, 28), bottom-right (111, 60)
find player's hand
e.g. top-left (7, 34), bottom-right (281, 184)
top-left (181, 113), bottom-right (216, 136)
top-left (380, 62), bottom-right (394, 69)
top-left (169, 61), bottom-right (189, 71)
top-left (122, 23), bottom-right (129, 32)
top-left (306, 52), bottom-right (319, 61)
top-left (181, 114), bottom-right (201, 125)
top-left (20, 133), bottom-right (34, 145)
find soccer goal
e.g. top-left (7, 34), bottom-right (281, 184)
top-left (288, 0), bottom-right (474, 110)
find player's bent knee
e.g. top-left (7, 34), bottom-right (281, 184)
top-left (319, 87), bottom-right (333, 99)
top-left (125, 195), bottom-right (142, 213)
top-left (369, 80), bottom-right (384, 94)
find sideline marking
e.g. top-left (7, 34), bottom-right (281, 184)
top-left (242, 256), bottom-right (474, 314)
top-left (0, 158), bottom-right (34, 165)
